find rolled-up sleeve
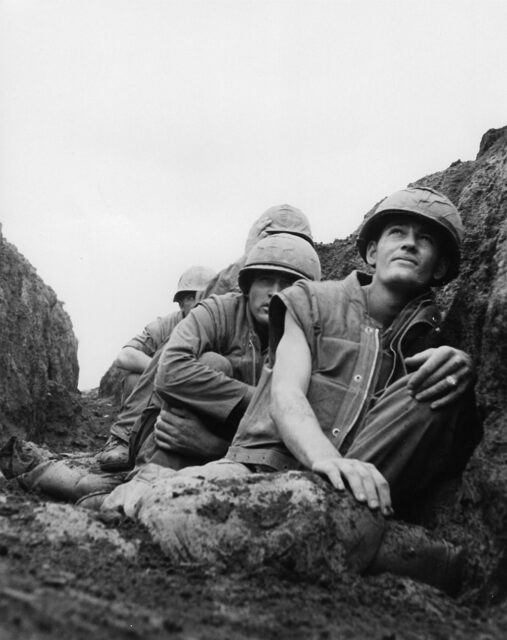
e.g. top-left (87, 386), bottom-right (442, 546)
top-left (124, 312), bottom-right (182, 357)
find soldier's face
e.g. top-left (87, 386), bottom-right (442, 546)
top-left (366, 216), bottom-right (448, 291)
top-left (248, 271), bottom-right (296, 326)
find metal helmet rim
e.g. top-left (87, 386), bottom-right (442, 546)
top-left (173, 266), bottom-right (216, 302)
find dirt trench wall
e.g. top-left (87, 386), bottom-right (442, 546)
top-left (0, 227), bottom-right (79, 440)
top-left (98, 363), bottom-right (124, 404)
top-left (418, 128), bottom-right (507, 596)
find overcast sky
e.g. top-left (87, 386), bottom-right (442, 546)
top-left (1, 0), bottom-right (506, 389)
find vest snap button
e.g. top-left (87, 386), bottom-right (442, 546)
top-left (332, 428), bottom-right (340, 436)
top-left (354, 374), bottom-right (362, 382)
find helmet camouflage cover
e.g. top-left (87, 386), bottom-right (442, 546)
top-left (238, 232), bottom-right (321, 293)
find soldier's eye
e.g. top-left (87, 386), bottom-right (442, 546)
top-left (420, 234), bottom-right (435, 246)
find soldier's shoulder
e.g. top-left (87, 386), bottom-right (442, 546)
top-left (198, 291), bottom-right (244, 312)
top-left (286, 277), bottom-right (347, 298)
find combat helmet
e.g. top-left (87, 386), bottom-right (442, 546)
top-left (238, 232), bottom-right (321, 294)
top-left (244, 204), bottom-right (314, 255)
top-left (356, 186), bottom-right (463, 284)
top-left (173, 266), bottom-right (217, 302)
top-left (261, 204), bottom-right (313, 244)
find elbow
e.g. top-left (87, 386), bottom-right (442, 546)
top-left (154, 350), bottom-right (188, 396)
top-left (154, 359), bottom-right (174, 395)
top-left (114, 348), bottom-right (130, 369)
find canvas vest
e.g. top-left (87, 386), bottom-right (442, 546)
top-left (227, 271), bottom-right (441, 470)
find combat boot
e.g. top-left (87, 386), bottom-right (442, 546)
top-left (18, 460), bottom-right (83, 500)
top-left (0, 437), bottom-right (53, 478)
top-left (76, 490), bottom-right (110, 511)
top-left (18, 460), bottom-right (127, 502)
top-left (97, 435), bottom-right (130, 471)
top-left (368, 519), bottom-right (467, 596)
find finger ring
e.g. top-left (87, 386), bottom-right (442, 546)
top-left (446, 374), bottom-right (458, 388)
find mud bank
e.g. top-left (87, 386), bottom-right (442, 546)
top-left (0, 393), bottom-right (506, 640)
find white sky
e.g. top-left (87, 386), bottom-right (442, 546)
top-left (1, 0), bottom-right (506, 389)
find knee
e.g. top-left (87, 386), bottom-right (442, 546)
top-left (122, 372), bottom-right (141, 398)
top-left (179, 459), bottom-right (251, 481)
top-left (198, 352), bottom-right (233, 376)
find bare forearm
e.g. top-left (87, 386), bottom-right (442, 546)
top-left (272, 384), bottom-right (392, 513)
top-left (270, 311), bottom-right (391, 514)
top-left (271, 385), bottom-right (340, 468)
top-left (115, 347), bottom-right (152, 373)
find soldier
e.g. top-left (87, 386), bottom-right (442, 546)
top-left (129, 231), bottom-right (321, 472)
top-left (97, 265), bottom-right (216, 471)
top-left (225, 187), bottom-right (481, 514)
top-left (116, 266), bottom-right (217, 398)
top-left (91, 231), bottom-right (320, 509)
top-left (98, 204), bottom-right (314, 472)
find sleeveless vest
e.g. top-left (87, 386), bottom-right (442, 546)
top-left (227, 271), bottom-right (440, 470)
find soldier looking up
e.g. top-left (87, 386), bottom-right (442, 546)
top-left (226, 187), bottom-right (481, 514)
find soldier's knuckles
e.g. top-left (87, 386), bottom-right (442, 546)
top-left (354, 468), bottom-right (370, 481)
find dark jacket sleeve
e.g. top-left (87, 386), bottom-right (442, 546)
top-left (154, 297), bottom-right (252, 422)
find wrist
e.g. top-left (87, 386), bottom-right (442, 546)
top-left (311, 453), bottom-right (342, 471)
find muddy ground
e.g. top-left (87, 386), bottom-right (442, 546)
top-left (1, 392), bottom-right (506, 639)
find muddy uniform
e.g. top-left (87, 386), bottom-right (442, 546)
top-left (111, 256), bottom-right (249, 448)
top-left (110, 311), bottom-right (184, 445)
top-left (131, 291), bottom-right (265, 469)
top-left (221, 272), bottom-right (481, 508)
top-left (110, 350), bottom-right (166, 446)
top-left (117, 311), bottom-right (184, 401)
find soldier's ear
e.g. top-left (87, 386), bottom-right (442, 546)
top-left (365, 240), bottom-right (377, 268)
top-left (432, 256), bottom-right (449, 283)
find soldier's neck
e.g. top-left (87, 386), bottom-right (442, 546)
top-left (364, 281), bottom-right (418, 329)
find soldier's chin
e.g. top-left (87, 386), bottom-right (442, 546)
top-left (388, 273), bottom-right (427, 292)
top-left (253, 310), bottom-right (269, 327)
